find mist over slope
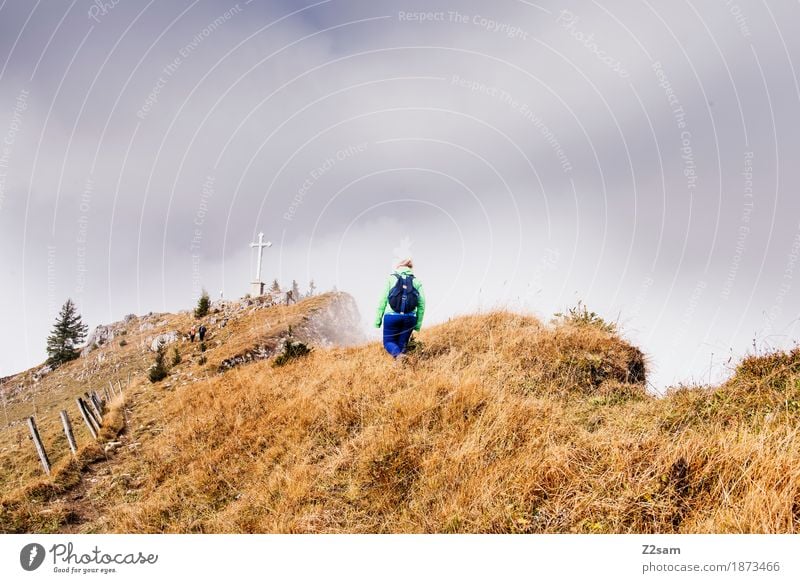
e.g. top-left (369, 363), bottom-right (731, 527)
top-left (1, 293), bottom-right (799, 534)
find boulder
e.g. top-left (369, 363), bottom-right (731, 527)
top-left (32, 365), bottom-right (53, 381)
top-left (81, 324), bottom-right (116, 356)
top-left (149, 331), bottom-right (180, 352)
top-left (104, 441), bottom-right (122, 453)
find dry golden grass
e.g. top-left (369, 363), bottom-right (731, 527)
top-left (0, 392), bottom-right (128, 533)
top-left (3, 296), bottom-right (800, 534)
top-left (0, 293), bottom-right (345, 497)
top-left (69, 312), bottom-right (800, 533)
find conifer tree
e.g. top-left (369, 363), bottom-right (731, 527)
top-left (194, 289), bottom-right (210, 319)
top-left (46, 299), bottom-right (88, 366)
top-left (269, 279), bottom-right (281, 293)
top-left (291, 280), bottom-right (301, 301)
top-left (307, 280), bottom-right (316, 297)
top-left (149, 341), bottom-right (169, 383)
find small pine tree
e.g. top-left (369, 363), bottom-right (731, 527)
top-left (171, 346), bottom-right (182, 367)
top-left (195, 289), bottom-right (210, 319)
top-left (269, 279), bottom-right (281, 293)
top-left (307, 280), bottom-right (316, 297)
top-left (291, 280), bottom-right (301, 301)
top-left (148, 341), bottom-right (169, 383)
top-left (46, 299), bottom-right (89, 366)
top-left (273, 340), bottom-right (311, 367)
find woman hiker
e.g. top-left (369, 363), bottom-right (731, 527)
top-left (375, 258), bottom-right (426, 359)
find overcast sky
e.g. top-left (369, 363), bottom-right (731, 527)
top-left (1, 0), bottom-right (799, 389)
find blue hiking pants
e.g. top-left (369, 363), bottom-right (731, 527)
top-left (383, 313), bottom-right (417, 358)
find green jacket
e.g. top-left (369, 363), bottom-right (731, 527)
top-left (375, 267), bottom-right (426, 331)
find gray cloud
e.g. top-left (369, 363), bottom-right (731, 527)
top-left (1, 0), bottom-right (799, 389)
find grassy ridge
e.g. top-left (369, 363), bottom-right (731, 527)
top-left (2, 296), bottom-right (799, 533)
top-left (75, 313), bottom-right (800, 532)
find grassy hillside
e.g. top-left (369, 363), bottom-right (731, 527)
top-left (0, 292), bottom-right (359, 505)
top-left (2, 293), bottom-right (799, 534)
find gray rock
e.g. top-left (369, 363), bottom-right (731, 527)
top-left (32, 365), bottom-right (53, 381)
top-left (81, 324), bottom-right (116, 356)
top-left (149, 331), bottom-right (179, 352)
top-left (104, 441), bottom-right (122, 453)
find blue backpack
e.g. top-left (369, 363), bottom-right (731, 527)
top-left (387, 273), bottom-right (419, 314)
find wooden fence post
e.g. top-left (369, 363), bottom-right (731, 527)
top-left (126, 372), bottom-right (130, 388)
top-left (118, 379), bottom-right (124, 393)
top-left (85, 398), bottom-right (101, 433)
top-left (103, 387), bottom-right (112, 403)
top-left (109, 380), bottom-right (116, 397)
top-left (84, 397), bottom-right (101, 435)
top-left (27, 416), bottom-right (51, 475)
top-left (76, 398), bottom-right (98, 439)
top-left (91, 391), bottom-right (103, 413)
top-left (85, 392), bottom-right (102, 424)
top-left (60, 410), bottom-right (78, 455)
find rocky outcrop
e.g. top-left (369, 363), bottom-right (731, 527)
top-left (298, 292), bottom-right (365, 347)
top-left (149, 332), bottom-right (180, 352)
top-left (219, 343), bottom-right (279, 372)
top-left (206, 292), bottom-right (283, 319)
top-left (217, 292), bottom-right (363, 372)
top-left (81, 324), bottom-right (117, 356)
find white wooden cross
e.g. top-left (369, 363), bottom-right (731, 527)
top-left (250, 232), bottom-right (272, 283)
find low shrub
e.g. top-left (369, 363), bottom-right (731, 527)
top-left (273, 340), bottom-right (311, 367)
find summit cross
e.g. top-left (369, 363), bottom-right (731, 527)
top-left (249, 232), bottom-right (272, 295)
